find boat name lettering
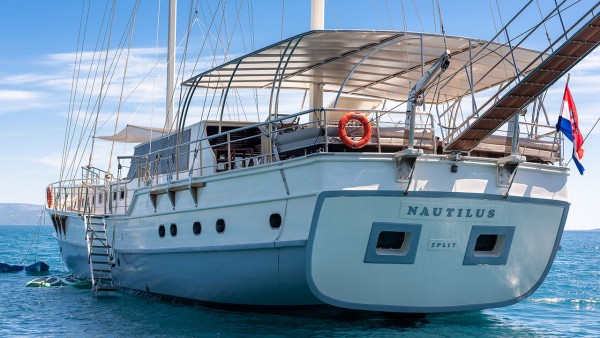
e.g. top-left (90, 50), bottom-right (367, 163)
top-left (406, 206), bottom-right (496, 219)
top-left (428, 239), bottom-right (459, 251)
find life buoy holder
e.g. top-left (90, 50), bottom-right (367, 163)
top-left (337, 112), bottom-right (372, 149)
top-left (46, 186), bottom-right (53, 208)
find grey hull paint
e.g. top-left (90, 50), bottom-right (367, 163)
top-left (56, 235), bottom-right (320, 306)
top-left (55, 235), bottom-right (91, 278)
top-left (306, 190), bottom-right (569, 313)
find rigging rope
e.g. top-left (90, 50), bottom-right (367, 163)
top-left (62, 0), bottom-right (109, 183)
top-left (566, 114), bottom-right (600, 166)
top-left (281, 0), bottom-right (285, 39)
top-left (384, 0), bottom-right (394, 30)
top-left (400, 0), bottom-right (407, 32)
top-left (88, 0), bottom-right (117, 169)
top-left (371, 0), bottom-right (386, 29)
top-left (61, 0), bottom-right (90, 185)
top-left (436, 0), bottom-right (448, 50)
top-left (107, 0), bottom-right (140, 175)
top-left (67, 3), bottom-right (136, 181)
top-left (411, 0), bottom-right (424, 31)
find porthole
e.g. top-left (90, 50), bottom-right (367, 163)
top-left (158, 224), bottom-right (165, 238)
top-left (216, 219), bottom-right (226, 233)
top-left (193, 221), bottom-right (202, 236)
top-left (170, 223), bottom-right (177, 237)
top-left (269, 213), bottom-right (282, 229)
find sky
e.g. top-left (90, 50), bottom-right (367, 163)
top-left (0, 0), bottom-right (599, 230)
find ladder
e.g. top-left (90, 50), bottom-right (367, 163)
top-left (84, 215), bottom-right (120, 294)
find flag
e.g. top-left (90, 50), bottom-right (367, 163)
top-left (556, 83), bottom-right (585, 174)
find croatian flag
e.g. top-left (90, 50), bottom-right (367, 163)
top-left (556, 83), bottom-right (585, 174)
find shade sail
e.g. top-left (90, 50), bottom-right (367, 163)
top-left (183, 30), bottom-right (544, 104)
top-left (96, 125), bottom-right (172, 143)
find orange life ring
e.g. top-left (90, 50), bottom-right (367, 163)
top-left (337, 112), bottom-right (372, 149)
top-left (46, 186), bottom-right (53, 208)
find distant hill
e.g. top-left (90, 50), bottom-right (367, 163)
top-left (0, 203), bottom-right (44, 225)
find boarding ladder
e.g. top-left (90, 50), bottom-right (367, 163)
top-left (444, 3), bottom-right (600, 152)
top-left (84, 214), bottom-right (119, 294)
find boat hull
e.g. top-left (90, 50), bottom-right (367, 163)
top-left (50, 153), bottom-right (569, 312)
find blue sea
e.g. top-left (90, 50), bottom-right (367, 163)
top-left (0, 225), bottom-right (598, 337)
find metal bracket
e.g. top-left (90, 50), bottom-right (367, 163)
top-left (394, 149), bottom-right (423, 193)
top-left (188, 181), bottom-right (206, 207)
top-left (497, 155), bottom-right (524, 198)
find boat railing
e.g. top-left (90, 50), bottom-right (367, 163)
top-left (122, 107), bottom-right (435, 182)
top-left (81, 165), bottom-right (113, 186)
top-left (472, 121), bottom-right (561, 162)
top-left (47, 178), bottom-right (131, 216)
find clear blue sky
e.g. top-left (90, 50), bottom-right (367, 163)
top-left (0, 0), bottom-right (598, 229)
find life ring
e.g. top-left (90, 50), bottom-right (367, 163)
top-left (337, 112), bottom-right (372, 149)
top-left (46, 186), bottom-right (53, 208)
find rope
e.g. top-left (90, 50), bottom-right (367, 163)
top-left (384, 0), bottom-right (394, 30)
top-left (88, 0), bottom-right (117, 168)
top-left (61, 0), bottom-right (110, 184)
top-left (281, 0), bottom-right (285, 39)
top-left (411, 0), bottom-right (424, 31)
top-left (19, 208), bottom-right (45, 264)
top-left (488, 0), bottom-right (498, 33)
top-left (61, 0), bottom-right (90, 185)
top-left (371, 0), bottom-right (386, 29)
top-left (566, 114), bottom-right (600, 166)
top-left (66, 1), bottom-right (140, 181)
top-left (325, 1), bottom-right (342, 27)
top-left (535, 0), bottom-right (554, 49)
top-left (400, 0), bottom-right (407, 32)
top-left (107, 0), bottom-right (140, 175)
top-left (436, 0), bottom-right (448, 50)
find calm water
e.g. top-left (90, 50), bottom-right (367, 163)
top-left (0, 225), bottom-right (598, 337)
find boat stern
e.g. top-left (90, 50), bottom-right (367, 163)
top-left (306, 190), bottom-right (568, 313)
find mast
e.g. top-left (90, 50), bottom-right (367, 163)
top-left (166, 0), bottom-right (177, 130)
top-left (309, 0), bottom-right (324, 121)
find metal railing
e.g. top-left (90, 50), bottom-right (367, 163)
top-left (48, 105), bottom-right (561, 216)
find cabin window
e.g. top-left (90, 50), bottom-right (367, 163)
top-left (170, 223), bottom-right (177, 237)
top-left (364, 223), bottom-right (421, 264)
top-left (463, 226), bottom-right (515, 265)
top-left (216, 219), bottom-right (226, 233)
top-left (475, 234), bottom-right (498, 252)
top-left (376, 231), bottom-right (407, 253)
top-left (193, 221), bottom-right (202, 236)
top-left (98, 193), bottom-right (103, 204)
top-left (119, 190), bottom-right (125, 200)
top-left (269, 213), bottom-right (282, 229)
top-left (158, 225), bottom-right (165, 238)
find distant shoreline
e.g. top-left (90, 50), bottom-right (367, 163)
top-left (0, 203), bottom-right (44, 226)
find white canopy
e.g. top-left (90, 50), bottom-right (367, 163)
top-left (183, 30), bottom-right (544, 103)
top-left (96, 125), bottom-right (172, 143)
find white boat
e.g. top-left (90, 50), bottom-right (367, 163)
top-left (46, 0), bottom-right (600, 312)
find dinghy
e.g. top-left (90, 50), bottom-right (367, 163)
top-left (24, 262), bottom-right (50, 275)
top-left (0, 262), bottom-right (24, 272)
top-left (25, 276), bottom-right (63, 287)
